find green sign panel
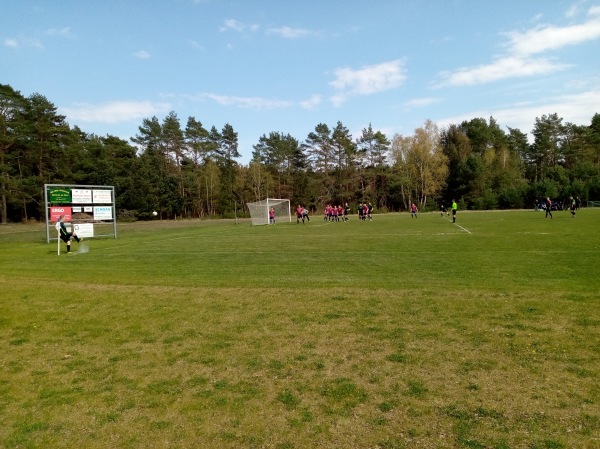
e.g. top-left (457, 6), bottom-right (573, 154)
top-left (49, 188), bottom-right (72, 204)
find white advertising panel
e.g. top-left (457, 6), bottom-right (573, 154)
top-left (72, 207), bottom-right (82, 213)
top-left (93, 190), bottom-right (112, 203)
top-left (93, 206), bottom-right (113, 220)
top-left (84, 206), bottom-right (93, 212)
top-left (74, 223), bottom-right (94, 238)
top-left (72, 189), bottom-right (92, 203)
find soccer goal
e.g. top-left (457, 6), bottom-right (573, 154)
top-left (246, 198), bottom-right (291, 225)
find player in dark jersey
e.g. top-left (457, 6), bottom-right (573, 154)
top-left (545, 197), bottom-right (553, 219)
top-left (57, 215), bottom-right (82, 254)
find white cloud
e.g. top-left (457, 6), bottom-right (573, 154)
top-left (437, 6), bottom-right (600, 87)
top-left (566, 3), bottom-right (582, 18)
top-left (220, 19), bottom-right (259, 33)
top-left (438, 56), bottom-right (570, 87)
top-left (300, 95), bottom-right (322, 109)
top-left (133, 50), bottom-right (151, 59)
top-left (436, 89), bottom-right (600, 136)
top-left (267, 26), bottom-right (313, 39)
top-left (201, 93), bottom-right (292, 110)
top-left (4, 38), bottom-right (18, 48)
top-left (46, 27), bottom-right (72, 37)
top-left (188, 39), bottom-right (204, 50)
top-left (61, 101), bottom-right (171, 124)
top-left (220, 19), bottom-right (244, 32)
top-left (530, 13), bottom-right (544, 23)
top-left (3, 36), bottom-right (43, 49)
top-left (506, 12), bottom-right (600, 56)
top-left (329, 59), bottom-right (407, 105)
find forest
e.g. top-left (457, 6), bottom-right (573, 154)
top-left (1, 83), bottom-right (599, 223)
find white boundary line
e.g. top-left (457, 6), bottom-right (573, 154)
top-left (454, 223), bottom-right (472, 234)
top-left (442, 216), bottom-right (472, 234)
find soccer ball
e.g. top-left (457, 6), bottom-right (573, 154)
top-left (152, 211), bottom-right (158, 216)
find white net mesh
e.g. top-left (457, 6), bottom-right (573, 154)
top-left (246, 198), bottom-right (291, 225)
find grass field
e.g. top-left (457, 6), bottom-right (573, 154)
top-left (1, 210), bottom-right (599, 449)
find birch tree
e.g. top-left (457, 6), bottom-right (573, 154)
top-left (391, 120), bottom-right (448, 209)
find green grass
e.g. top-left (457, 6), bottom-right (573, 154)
top-left (1, 210), bottom-right (599, 448)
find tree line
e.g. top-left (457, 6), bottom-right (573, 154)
top-left (1, 83), bottom-right (599, 224)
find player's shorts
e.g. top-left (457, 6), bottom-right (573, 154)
top-left (60, 233), bottom-right (72, 243)
top-left (452, 210), bottom-right (456, 216)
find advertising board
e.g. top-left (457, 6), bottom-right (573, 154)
top-left (93, 206), bottom-right (113, 220)
top-left (50, 206), bottom-right (72, 222)
top-left (72, 189), bottom-right (93, 204)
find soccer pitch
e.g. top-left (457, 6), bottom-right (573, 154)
top-left (1, 210), bottom-right (599, 448)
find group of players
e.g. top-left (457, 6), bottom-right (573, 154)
top-left (295, 203), bottom-right (375, 224)
top-left (295, 200), bottom-right (459, 224)
top-left (323, 203), bottom-right (374, 222)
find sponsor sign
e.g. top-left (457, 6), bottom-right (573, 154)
top-left (50, 206), bottom-right (72, 222)
top-left (93, 190), bottom-right (112, 203)
top-left (72, 189), bottom-right (93, 204)
top-left (72, 207), bottom-right (82, 213)
top-left (84, 206), bottom-right (93, 213)
top-left (49, 188), bottom-right (71, 204)
top-left (74, 223), bottom-right (94, 238)
top-left (93, 206), bottom-right (113, 220)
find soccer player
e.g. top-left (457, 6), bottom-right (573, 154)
top-left (569, 195), bottom-right (576, 217)
top-left (545, 197), bottom-right (553, 219)
top-left (367, 202), bottom-right (373, 221)
top-left (440, 204), bottom-right (448, 216)
top-left (411, 202), bottom-right (418, 218)
top-left (451, 199), bottom-right (457, 223)
top-left (296, 204), bottom-right (304, 224)
top-left (343, 203), bottom-right (350, 221)
top-left (302, 207), bottom-right (310, 223)
top-left (358, 203), bottom-right (364, 221)
top-left (57, 215), bottom-right (82, 254)
top-left (269, 207), bottom-right (275, 224)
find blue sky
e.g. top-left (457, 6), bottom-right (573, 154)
top-left (3, 0), bottom-right (600, 162)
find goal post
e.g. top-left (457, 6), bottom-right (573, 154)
top-left (246, 198), bottom-right (291, 225)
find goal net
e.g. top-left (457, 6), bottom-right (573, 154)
top-left (246, 198), bottom-right (291, 225)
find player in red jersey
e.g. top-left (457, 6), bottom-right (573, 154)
top-left (296, 205), bottom-right (304, 224)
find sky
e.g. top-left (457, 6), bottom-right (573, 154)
top-left (3, 0), bottom-right (600, 163)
